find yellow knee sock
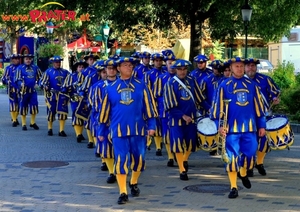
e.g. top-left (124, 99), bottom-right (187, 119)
top-left (130, 171), bottom-right (141, 185)
top-left (30, 114), bottom-right (36, 125)
top-left (154, 136), bottom-right (162, 150)
top-left (59, 120), bottom-right (65, 132)
top-left (175, 153), bottom-right (185, 173)
top-left (101, 158), bottom-right (105, 164)
top-left (10, 112), bottom-right (15, 122)
top-left (165, 143), bottom-right (174, 160)
top-left (21, 115), bottom-right (26, 126)
top-left (106, 158), bottom-right (115, 174)
top-left (87, 129), bottom-right (93, 143)
top-left (48, 121), bottom-right (53, 130)
top-left (93, 137), bottom-right (97, 145)
top-left (183, 151), bottom-right (191, 162)
top-left (228, 172), bottom-right (238, 189)
top-left (116, 174), bottom-right (127, 194)
top-left (74, 125), bottom-right (81, 136)
top-left (146, 135), bottom-right (152, 147)
top-left (79, 126), bottom-right (83, 134)
top-left (240, 167), bottom-right (247, 177)
top-left (256, 151), bottom-right (266, 165)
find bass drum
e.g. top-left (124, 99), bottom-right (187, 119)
top-left (266, 115), bottom-right (294, 150)
top-left (197, 116), bottom-right (218, 151)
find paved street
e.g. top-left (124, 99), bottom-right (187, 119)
top-left (0, 93), bottom-right (299, 212)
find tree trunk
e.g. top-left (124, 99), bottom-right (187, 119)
top-left (189, 14), bottom-right (202, 62)
top-left (59, 32), bottom-right (70, 71)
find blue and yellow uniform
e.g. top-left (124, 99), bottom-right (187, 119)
top-left (211, 58), bottom-right (266, 198)
top-left (15, 54), bottom-right (42, 130)
top-left (133, 51), bottom-right (152, 80)
top-left (245, 58), bottom-right (280, 176)
top-left (39, 56), bottom-right (70, 135)
top-left (2, 54), bottom-right (21, 126)
top-left (189, 54), bottom-right (212, 84)
top-left (164, 59), bottom-right (205, 180)
top-left (144, 53), bottom-right (166, 154)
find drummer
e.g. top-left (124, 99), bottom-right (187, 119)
top-left (244, 58), bottom-right (280, 177)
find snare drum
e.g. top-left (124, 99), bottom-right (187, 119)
top-left (197, 116), bottom-right (218, 151)
top-left (266, 115), bottom-right (294, 150)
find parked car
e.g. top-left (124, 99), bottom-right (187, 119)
top-left (257, 59), bottom-right (274, 73)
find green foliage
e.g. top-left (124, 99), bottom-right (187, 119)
top-left (204, 41), bottom-right (225, 60)
top-left (271, 61), bottom-right (296, 89)
top-left (0, 68), bottom-right (4, 80)
top-left (37, 43), bottom-right (64, 58)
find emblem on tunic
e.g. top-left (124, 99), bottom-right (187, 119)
top-left (120, 88), bottom-right (133, 105)
top-left (237, 91), bottom-right (247, 104)
top-left (180, 88), bottom-right (190, 100)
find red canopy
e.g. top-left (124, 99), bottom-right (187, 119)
top-left (67, 35), bottom-right (91, 49)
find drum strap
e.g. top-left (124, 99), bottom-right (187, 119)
top-left (173, 76), bottom-right (195, 103)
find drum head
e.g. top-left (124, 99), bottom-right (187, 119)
top-left (197, 117), bottom-right (217, 136)
top-left (266, 116), bottom-right (288, 131)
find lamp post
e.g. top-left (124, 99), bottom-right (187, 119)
top-left (46, 21), bottom-right (54, 43)
top-left (102, 22), bottom-right (110, 57)
top-left (33, 33), bottom-right (38, 65)
top-left (241, 1), bottom-right (252, 58)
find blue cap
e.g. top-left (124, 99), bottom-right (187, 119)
top-left (245, 58), bottom-right (260, 64)
top-left (22, 54), bottom-right (35, 58)
top-left (209, 60), bottom-right (224, 69)
top-left (10, 54), bottom-right (22, 59)
top-left (93, 60), bottom-right (105, 71)
top-left (171, 59), bottom-right (192, 69)
top-left (108, 54), bottom-right (120, 60)
top-left (131, 52), bottom-right (140, 58)
top-left (226, 57), bottom-right (245, 64)
top-left (104, 59), bottom-right (118, 67)
top-left (162, 49), bottom-right (175, 57)
top-left (151, 53), bottom-right (165, 60)
top-left (116, 57), bottom-right (138, 64)
top-left (140, 51), bottom-right (151, 58)
top-left (84, 53), bottom-right (100, 60)
top-left (164, 54), bottom-right (176, 61)
top-left (193, 54), bottom-right (208, 62)
top-left (73, 60), bottom-right (88, 69)
top-left (49, 55), bottom-right (63, 62)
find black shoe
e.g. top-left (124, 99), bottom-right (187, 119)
top-left (30, 123), bottom-right (39, 130)
top-left (183, 161), bottom-right (189, 172)
top-left (78, 134), bottom-right (85, 140)
top-left (255, 164), bottom-right (267, 176)
top-left (107, 174), bottom-right (116, 184)
top-left (101, 162), bottom-right (108, 171)
top-left (247, 169), bottom-right (254, 177)
top-left (16, 119), bottom-right (20, 125)
top-left (117, 193), bottom-right (129, 204)
top-left (180, 171), bottom-right (189, 181)
top-left (228, 188), bottom-right (239, 199)
top-left (77, 136), bottom-right (82, 143)
top-left (209, 150), bottom-right (218, 156)
top-left (130, 184), bottom-right (140, 197)
top-left (156, 149), bottom-right (162, 156)
top-left (48, 129), bottom-right (53, 136)
top-left (87, 142), bottom-right (94, 148)
top-left (59, 131), bottom-right (67, 137)
top-left (95, 153), bottom-right (100, 158)
top-left (239, 174), bottom-right (251, 189)
top-left (167, 159), bottom-right (174, 167)
top-left (12, 121), bottom-right (18, 127)
top-left (22, 125), bottom-right (27, 131)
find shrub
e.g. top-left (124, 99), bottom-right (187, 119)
top-left (271, 60), bottom-right (296, 89)
top-left (37, 43), bottom-right (64, 58)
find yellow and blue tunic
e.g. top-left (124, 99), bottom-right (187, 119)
top-left (133, 63), bottom-right (152, 80)
top-left (189, 67), bottom-right (212, 84)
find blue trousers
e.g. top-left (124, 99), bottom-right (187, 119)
top-left (113, 136), bottom-right (146, 174)
top-left (19, 91), bottom-right (38, 115)
top-left (225, 132), bottom-right (258, 172)
top-left (169, 124), bottom-right (197, 153)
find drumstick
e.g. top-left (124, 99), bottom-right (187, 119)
top-left (269, 93), bottom-right (281, 110)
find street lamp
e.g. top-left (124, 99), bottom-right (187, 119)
top-left (241, 1), bottom-right (252, 58)
top-left (33, 33), bottom-right (38, 65)
top-left (102, 22), bottom-right (110, 57)
top-left (46, 21), bottom-right (54, 43)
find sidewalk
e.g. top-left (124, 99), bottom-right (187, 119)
top-left (0, 94), bottom-right (299, 212)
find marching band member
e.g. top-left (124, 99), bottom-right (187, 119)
top-left (79, 60), bottom-right (104, 149)
top-left (211, 57), bottom-right (266, 198)
top-left (163, 59), bottom-right (204, 180)
top-left (61, 60), bottom-right (88, 142)
top-left (95, 59), bottom-right (118, 183)
top-left (189, 54), bottom-right (212, 85)
top-left (76, 53), bottom-right (98, 88)
top-left (39, 56), bottom-right (70, 136)
top-left (2, 54), bottom-right (21, 127)
top-left (153, 52), bottom-right (176, 167)
top-left (244, 58), bottom-right (280, 176)
top-left (132, 51), bottom-right (152, 80)
top-left (15, 54), bottom-right (42, 131)
top-left (144, 53), bottom-right (166, 156)
top-left (99, 57), bottom-right (157, 204)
